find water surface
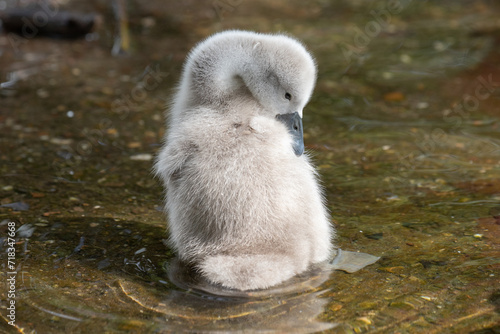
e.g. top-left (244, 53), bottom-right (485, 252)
top-left (1, 0), bottom-right (499, 332)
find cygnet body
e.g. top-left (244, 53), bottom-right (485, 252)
top-left (155, 30), bottom-right (334, 291)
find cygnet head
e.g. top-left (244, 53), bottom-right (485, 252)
top-left (177, 31), bottom-right (317, 155)
top-left (238, 33), bottom-right (316, 117)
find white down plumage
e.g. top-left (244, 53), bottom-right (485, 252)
top-left (155, 30), bottom-right (334, 291)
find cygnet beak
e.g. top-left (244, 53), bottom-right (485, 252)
top-left (275, 112), bottom-right (304, 156)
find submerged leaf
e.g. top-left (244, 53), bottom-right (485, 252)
top-left (330, 249), bottom-right (380, 273)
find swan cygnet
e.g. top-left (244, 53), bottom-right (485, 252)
top-left (155, 30), bottom-right (334, 291)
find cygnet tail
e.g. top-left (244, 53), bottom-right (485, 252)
top-left (198, 254), bottom-right (298, 291)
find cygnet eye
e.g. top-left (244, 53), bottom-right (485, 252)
top-left (285, 92), bottom-right (292, 100)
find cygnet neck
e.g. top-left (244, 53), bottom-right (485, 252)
top-left (185, 38), bottom-right (257, 109)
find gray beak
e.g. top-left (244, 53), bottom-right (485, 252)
top-left (276, 112), bottom-right (304, 156)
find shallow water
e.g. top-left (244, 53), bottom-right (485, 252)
top-left (1, 0), bottom-right (499, 333)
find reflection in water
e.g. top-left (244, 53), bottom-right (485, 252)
top-left (19, 276), bottom-right (335, 333)
top-left (6, 218), bottom-right (380, 333)
top-left (5, 218), bottom-right (341, 332)
top-left (120, 261), bottom-right (336, 332)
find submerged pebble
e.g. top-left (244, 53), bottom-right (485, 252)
top-left (17, 223), bottom-right (36, 237)
top-left (130, 153), bottom-right (153, 161)
top-left (0, 201), bottom-right (30, 211)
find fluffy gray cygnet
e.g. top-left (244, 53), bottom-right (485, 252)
top-left (155, 30), bottom-right (334, 291)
